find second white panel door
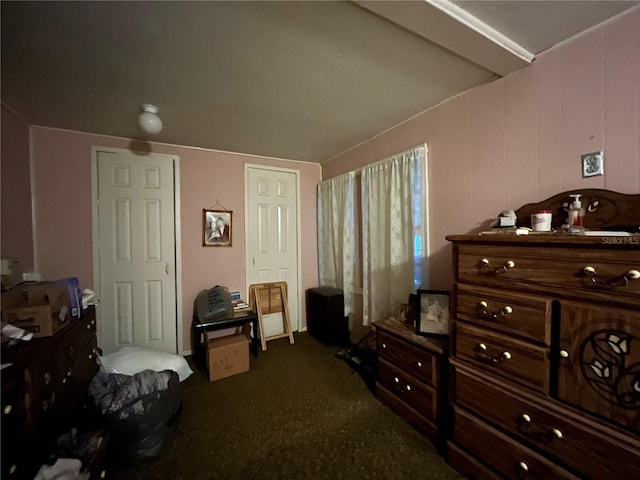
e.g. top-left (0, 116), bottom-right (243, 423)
top-left (245, 166), bottom-right (300, 335)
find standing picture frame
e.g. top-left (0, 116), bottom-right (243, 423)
top-left (203, 209), bottom-right (232, 247)
top-left (397, 303), bottom-right (411, 325)
top-left (415, 289), bottom-right (450, 337)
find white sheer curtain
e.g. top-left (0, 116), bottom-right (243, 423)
top-left (361, 146), bottom-right (426, 325)
top-left (317, 172), bottom-right (357, 316)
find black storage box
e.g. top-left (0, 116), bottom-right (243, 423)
top-left (306, 287), bottom-right (349, 347)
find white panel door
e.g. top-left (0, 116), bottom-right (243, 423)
top-left (246, 166), bottom-right (300, 335)
top-left (96, 149), bottom-right (177, 354)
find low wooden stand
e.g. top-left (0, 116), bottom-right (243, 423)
top-left (249, 282), bottom-right (294, 351)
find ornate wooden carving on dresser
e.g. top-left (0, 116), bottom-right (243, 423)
top-left (446, 234), bottom-right (640, 480)
top-left (1, 306), bottom-right (102, 479)
top-left (373, 318), bottom-right (449, 452)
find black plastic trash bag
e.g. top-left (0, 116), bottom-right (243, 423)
top-left (88, 369), bottom-right (182, 464)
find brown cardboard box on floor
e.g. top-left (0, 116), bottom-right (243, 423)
top-left (206, 324), bottom-right (250, 382)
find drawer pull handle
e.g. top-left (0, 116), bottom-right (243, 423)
top-left (478, 301), bottom-right (513, 320)
top-left (382, 343), bottom-right (387, 349)
top-left (559, 350), bottom-right (569, 358)
top-left (476, 343), bottom-right (511, 363)
top-left (9, 464), bottom-right (17, 475)
top-left (583, 266), bottom-right (640, 288)
top-left (3, 405), bottom-right (12, 415)
top-left (518, 413), bottom-right (564, 442)
top-left (417, 361), bottom-right (422, 368)
top-left (518, 461), bottom-right (529, 478)
top-left (392, 376), bottom-right (412, 394)
top-left (480, 258), bottom-right (516, 275)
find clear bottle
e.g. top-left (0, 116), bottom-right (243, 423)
top-left (568, 194), bottom-right (585, 226)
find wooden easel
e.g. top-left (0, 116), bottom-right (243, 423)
top-left (248, 281), bottom-right (295, 351)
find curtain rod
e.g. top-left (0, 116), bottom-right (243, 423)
top-left (353, 143), bottom-right (428, 175)
top-left (320, 144), bottom-right (427, 184)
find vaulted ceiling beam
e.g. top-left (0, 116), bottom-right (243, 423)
top-left (354, 0), bottom-right (534, 77)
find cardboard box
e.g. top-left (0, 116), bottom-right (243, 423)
top-left (2, 284), bottom-right (70, 337)
top-left (206, 325), bottom-right (250, 382)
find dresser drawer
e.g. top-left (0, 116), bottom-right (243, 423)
top-left (558, 301), bottom-right (640, 433)
top-left (377, 358), bottom-right (437, 422)
top-left (454, 321), bottom-right (550, 394)
top-left (456, 284), bottom-right (552, 345)
top-left (453, 361), bottom-right (640, 480)
top-left (377, 330), bottom-right (438, 386)
top-left (457, 244), bottom-right (640, 308)
top-left (375, 383), bottom-right (438, 444)
top-left (25, 355), bottom-right (63, 430)
top-left (447, 441), bottom-right (502, 480)
top-left (453, 407), bottom-right (580, 480)
top-left (0, 366), bottom-right (27, 440)
top-left (62, 311), bottom-right (97, 347)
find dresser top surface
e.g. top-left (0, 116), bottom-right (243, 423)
top-left (374, 318), bottom-right (449, 354)
top-left (446, 234), bottom-right (640, 249)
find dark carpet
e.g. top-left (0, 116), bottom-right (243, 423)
top-left (108, 332), bottom-right (463, 480)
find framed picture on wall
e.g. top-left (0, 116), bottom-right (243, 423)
top-left (415, 289), bottom-right (450, 337)
top-left (203, 209), bottom-right (232, 247)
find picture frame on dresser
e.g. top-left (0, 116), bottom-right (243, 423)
top-left (415, 289), bottom-right (450, 337)
top-left (397, 303), bottom-right (411, 325)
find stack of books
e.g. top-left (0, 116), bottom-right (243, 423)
top-left (230, 291), bottom-right (250, 311)
top-left (233, 301), bottom-right (250, 311)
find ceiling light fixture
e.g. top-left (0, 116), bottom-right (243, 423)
top-left (138, 103), bottom-right (163, 135)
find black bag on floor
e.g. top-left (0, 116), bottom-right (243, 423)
top-left (88, 369), bottom-right (182, 463)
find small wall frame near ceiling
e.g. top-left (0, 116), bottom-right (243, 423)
top-left (203, 202), bottom-right (232, 247)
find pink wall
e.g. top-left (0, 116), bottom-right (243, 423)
top-left (322, 7), bottom-right (640, 290)
top-left (1, 105), bottom-right (34, 271)
top-left (29, 129), bottom-right (321, 352)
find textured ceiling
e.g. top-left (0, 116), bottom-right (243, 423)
top-left (2, 1), bottom-right (638, 163)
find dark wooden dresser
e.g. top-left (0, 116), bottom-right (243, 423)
top-left (446, 232), bottom-right (640, 479)
top-left (373, 318), bottom-right (449, 451)
top-left (1, 306), bottom-right (104, 479)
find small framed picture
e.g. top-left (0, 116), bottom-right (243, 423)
top-left (398, 303), bottom-right (411, 324)
top-left (415, 289), bottom-right (450, 337)
top-left (203, 209), bottom-right (232, 247)
top-left (408, 293), bottom-right (417, 321)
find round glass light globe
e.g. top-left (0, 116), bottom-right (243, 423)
top-left (138, 111), bottom-right (163, 135)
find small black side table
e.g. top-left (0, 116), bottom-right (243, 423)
top-left (192, 309), bottom-right (260, 371)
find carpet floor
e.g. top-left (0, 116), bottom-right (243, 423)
top-left (107, 332), bottom-right (464, 480)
